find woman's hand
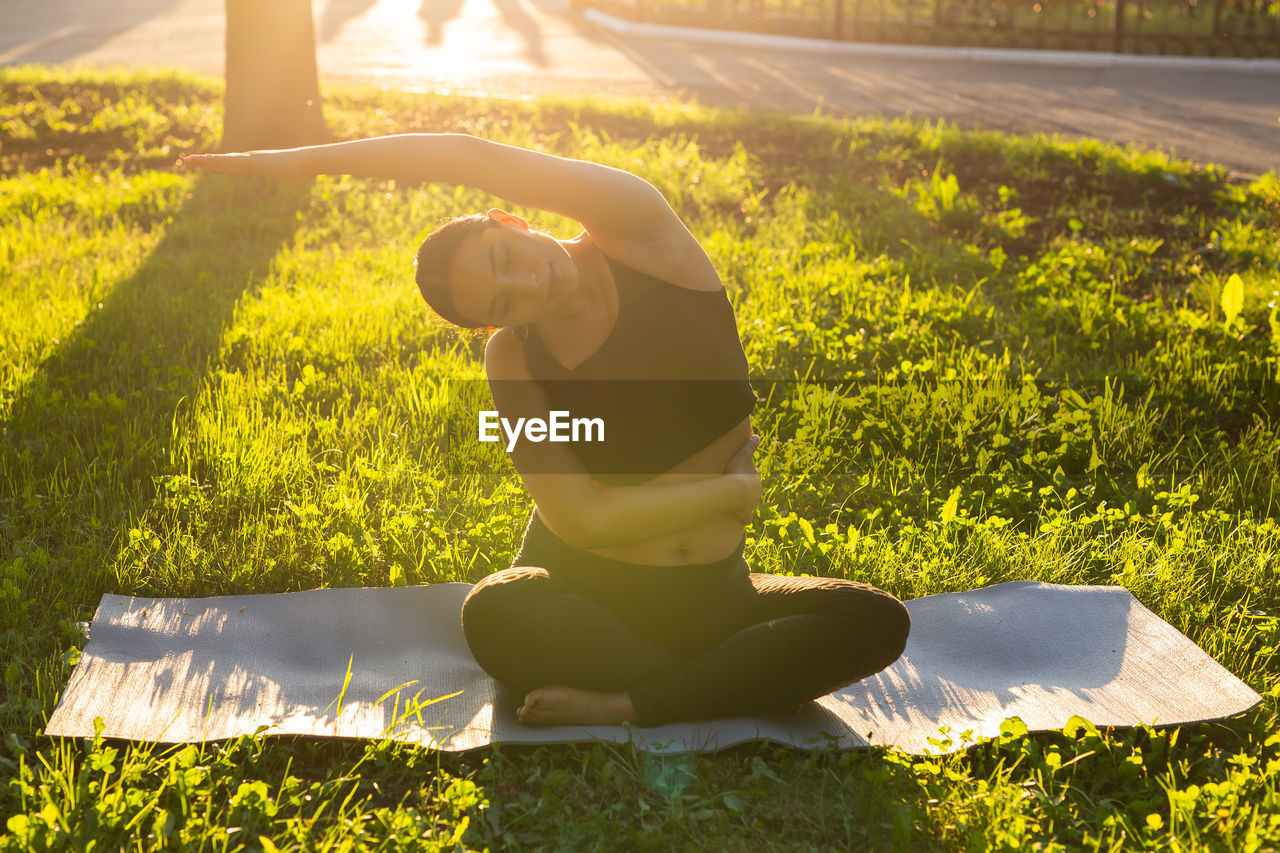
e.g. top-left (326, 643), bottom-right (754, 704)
top-left (724, 434), bottom-right (762, 524)
top-left (181, 149), bottom-right (312, 182)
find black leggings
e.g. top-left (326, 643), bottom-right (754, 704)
top-left (461, 513), bottom-right (911, 727)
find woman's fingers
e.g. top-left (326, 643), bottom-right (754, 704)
top-left (182, 153), bottom-right (255, 173)
top-left (724, 433), bottom-right (762, 522)
top-left (181, 151), bottom-right (309, 182)
top-left (734, 469), bottom-right (762, 523)
top-left (732, 434), bottom-right (758, 460)
top-left (725, 434), bottom-right (761, 474)
top-left (725, 445), bottom-right (751, 474)
top-left (734, 434), bottom-right (763, 521)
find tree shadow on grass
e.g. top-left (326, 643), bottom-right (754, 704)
top-left (0, 174), bottom-right (310, 646)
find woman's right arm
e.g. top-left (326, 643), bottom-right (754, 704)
top-left (486, 328), bottom-right (760, 550)
top-left (183, 133), bottom-right (681, 250)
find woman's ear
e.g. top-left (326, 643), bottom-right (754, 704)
top-left (487, 208), bottom-right (530, 230)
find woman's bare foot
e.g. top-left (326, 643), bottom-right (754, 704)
top-left (517, 686), bottom-right (637, 726)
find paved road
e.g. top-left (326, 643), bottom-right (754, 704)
top-left (4, 0), bottom-right (1277, 176)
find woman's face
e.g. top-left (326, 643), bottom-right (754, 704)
top-left (447, 212), bottom-right (578, 328)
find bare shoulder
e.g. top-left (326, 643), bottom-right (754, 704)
top-left (484, 327), bottom-right (531, 380)
top-left (587, 223), bottom-right (723, 293)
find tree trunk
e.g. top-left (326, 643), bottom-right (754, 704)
top-left (222, 0), bottom-right (328, 152)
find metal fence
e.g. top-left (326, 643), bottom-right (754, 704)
top-left (591, 0), bottom-right (1280, 56)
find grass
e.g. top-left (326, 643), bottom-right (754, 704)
top-left (1, 64), bottom-right (1279, 850)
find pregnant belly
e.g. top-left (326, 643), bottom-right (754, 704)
top-left (587, 416), bottom-right (752, 566)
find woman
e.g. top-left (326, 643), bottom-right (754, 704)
top-left (184, 133), bottom-right (910, 728)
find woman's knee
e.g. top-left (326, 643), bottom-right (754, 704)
top-left (832, 585), bottom-right (911, 672)
top-left (875, 593), bottom-right (911, 662)
top-left (461, 567), bottom-right (548, 661)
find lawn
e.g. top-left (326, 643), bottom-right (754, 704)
top-left (1, 66), bottom-right (1278, 850)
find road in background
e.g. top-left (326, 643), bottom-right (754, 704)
top-left (3, 0), bottom-right (1276, 175)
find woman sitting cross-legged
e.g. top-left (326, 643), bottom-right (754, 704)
top-left (184, 132), bottom-right (910, 727)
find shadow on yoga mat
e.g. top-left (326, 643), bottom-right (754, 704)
top-left (45, 581), bottom-right (1261, 755)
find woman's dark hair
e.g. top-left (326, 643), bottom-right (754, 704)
top-left (414, 214), bottom-right (500, 328)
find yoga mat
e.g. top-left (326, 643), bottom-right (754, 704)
top-left (44, 581), bottom-right (1261, 755)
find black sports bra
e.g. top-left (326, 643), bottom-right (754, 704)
top-left (521, 255), bottom-right (756, 484)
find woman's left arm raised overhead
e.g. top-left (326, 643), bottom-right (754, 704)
top-left (183, 133), bottom-right (685, 249)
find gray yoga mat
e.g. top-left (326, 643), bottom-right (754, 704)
top-left (44, 581), bottom-right (1261, 754)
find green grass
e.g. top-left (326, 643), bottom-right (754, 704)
top-left (2, 65), bottom-right (1279, 850)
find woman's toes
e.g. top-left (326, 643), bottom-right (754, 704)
top-left (517, 689), bottom-right (543, 723)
